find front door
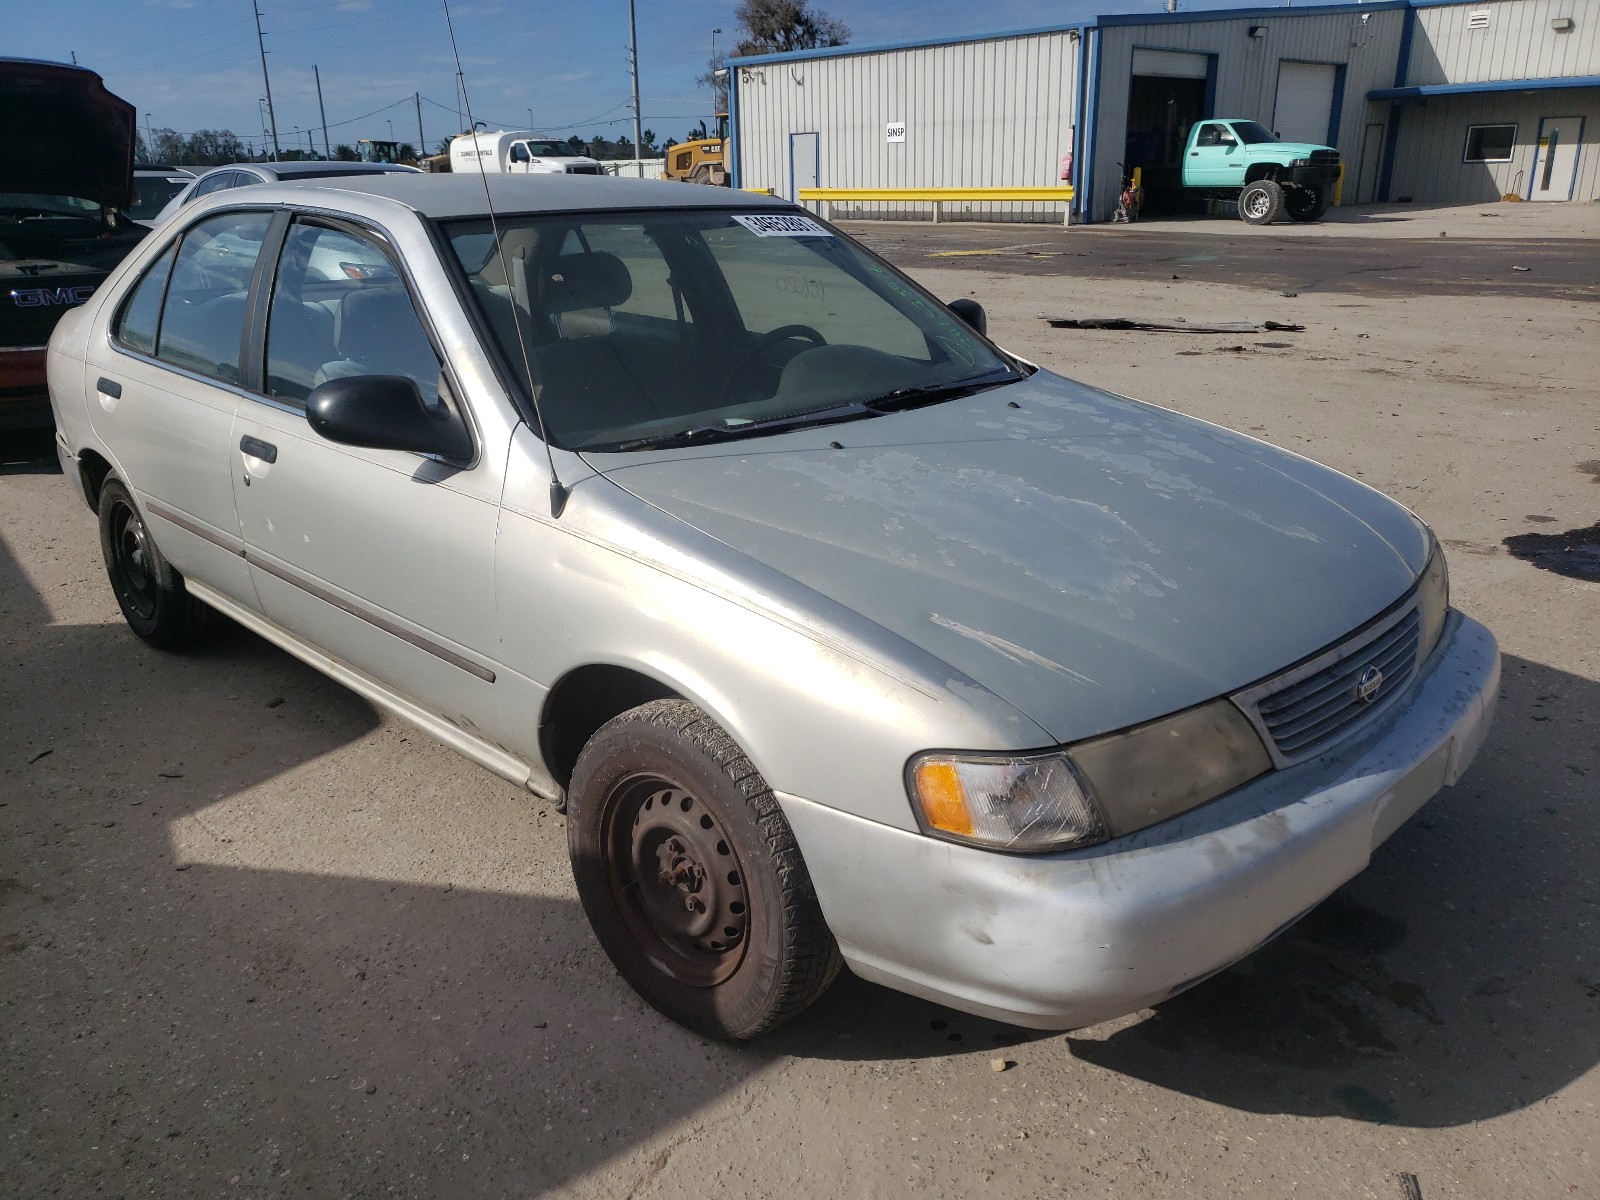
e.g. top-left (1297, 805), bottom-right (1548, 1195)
top-left (789, 131), bottom-right (819, 204)
top-left (1188, 122), bottom-right (1246, 188)
top-left (230, 215), bottom-right (508, 729)
top-left (1529, 116), bottom-right (1583, 201)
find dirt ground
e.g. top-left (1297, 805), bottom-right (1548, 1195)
top-left (3, 216), bottom-right (1598, 1199)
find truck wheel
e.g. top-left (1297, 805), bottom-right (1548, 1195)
top-left (690, 164), bottom-right (712, 186)
top-left (1285, 185), bottom-right (1329, 223)
top-left (567, 699), bottom-right (843, 1039)
top-left (1239, 180), bottom-right (1283, 225)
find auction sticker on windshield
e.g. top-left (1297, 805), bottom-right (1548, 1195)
top-left (732, 213), bottom-right (832, 238)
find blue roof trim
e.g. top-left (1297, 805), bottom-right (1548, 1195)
top-left (1370, 74), bottom-right (1600, 100)
top-left (727, 1), bottom-right (1418, 67)
top-left (1097, 0), bottom-right (1406, 27)
top-left (728, 24), bottom-right (1087, 67)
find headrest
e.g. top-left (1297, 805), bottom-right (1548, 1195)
top-left (335, 286), bottom-right (416, 362)
top-left (536, 252), bottom-right (631, 314)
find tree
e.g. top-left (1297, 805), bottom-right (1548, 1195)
top-left (695, 54), bottom-right (728, 115)
top-left (396, 142), bottom-right (417, 162)
top-left (640, 128), bottom-right (659, 155)
top-left (333, 144), bottom-right (360, 161)
top-left (566, 135), bottom-right (586, 154)
top-left (731, 0), bottom-right (849, 56)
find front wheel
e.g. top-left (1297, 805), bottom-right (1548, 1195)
top-left (97, 478), bottom-right (219, 649)
top-left (567, 699), bottom-right (842, 1039)
top-left (1285, 184), bottom-right (1329, 223)
top-left (1239, 179), bottom-right (1284, 225)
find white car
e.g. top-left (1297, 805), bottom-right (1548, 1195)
top-left (47, 175), bottom-right (1498, 1039)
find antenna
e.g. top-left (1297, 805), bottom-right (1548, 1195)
top-left (441, 0), bottom-right (570, 518)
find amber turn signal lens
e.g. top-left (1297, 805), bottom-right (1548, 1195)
top-left (913, 761), bottom-right (975, 836)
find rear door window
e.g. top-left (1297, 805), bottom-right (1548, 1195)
top-left (154, 211), bottom-right (271, 385)
top-left (113, 243), bottom-right (177, 356)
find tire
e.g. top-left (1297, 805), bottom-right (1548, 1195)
top-left (97, 479), bottom-right (219, 649)
top-left (1285, 184), bottom-right (1329, 223)
top-left (567, 699), bottom-right (843, 1039)
top-left (1238, 179), bottom-right (1284, 225)
top-left (690, 164), bottom-right (712, 186)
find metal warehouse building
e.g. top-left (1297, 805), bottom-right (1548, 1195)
top-left (727, 0), bottom-right (1599, 222)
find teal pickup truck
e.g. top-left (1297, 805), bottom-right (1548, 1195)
top-left (1181, 118), bottom-right (1341, 224)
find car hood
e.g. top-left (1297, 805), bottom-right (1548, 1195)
top-left (589, 372), bottom-right (1429, 743)
top-left (0, 59), bottom-right (136, 208)
top-left (1256, 141), bottom-right (1336, 158)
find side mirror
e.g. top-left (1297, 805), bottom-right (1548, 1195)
top-left (307, 375), bottom-right (472, 461)
top-left (947, 298), bottom-right (987, 337)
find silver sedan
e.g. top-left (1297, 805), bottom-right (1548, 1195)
top-left (45, 175), bottom-right (1499, 1038)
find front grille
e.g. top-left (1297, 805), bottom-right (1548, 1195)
top-left (1246, 604), bottom-right (1421, 764)
top-left (565, 165), bottom-right (603, 175)
top-left (1309, 149), bottom-right (1340, 166)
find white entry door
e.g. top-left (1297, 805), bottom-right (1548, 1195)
top-left (789, 132), bottom-right (819, 203)
top-left (1530, 116), bottom-right (1582, 201)
top-left (1274, 62), bottom-right (1338, 144)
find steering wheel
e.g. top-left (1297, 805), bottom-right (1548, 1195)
top-left (724, 324), bottom-right (827, 400)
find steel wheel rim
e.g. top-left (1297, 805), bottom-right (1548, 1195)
top-left (1244, 189), bottom-right (1269, 218)
top-left (601, 773), bottom-right (752, 987)
top-left (110, 501), bottom-right (158, 621)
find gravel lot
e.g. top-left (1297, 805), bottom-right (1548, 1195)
top-left (3, 208), bottom-right (1597, 1199)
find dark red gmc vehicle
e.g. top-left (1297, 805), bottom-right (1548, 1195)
top-left (2, 58), bottom-right (146, 431)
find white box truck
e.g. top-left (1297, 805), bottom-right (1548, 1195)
top-left (448, 131), bottom-right (606, 176)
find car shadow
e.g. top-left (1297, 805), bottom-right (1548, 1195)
top-left (5, 485), bottom-right (1597, 1193)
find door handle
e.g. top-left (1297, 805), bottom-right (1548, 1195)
top-left (240, 435), bottom-right (278, 463)
top-left (96, 377), bottom-right (122, 398)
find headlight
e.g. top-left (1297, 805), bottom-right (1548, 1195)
top-left (1069, 699), bottom-right (1272, 836)
top-left (1288, 157), bottom-right (1310, 168)
top-left (908, 751), bottom-right (1107, 852)
top-left (1417, 537), bottom-right (1450, 661)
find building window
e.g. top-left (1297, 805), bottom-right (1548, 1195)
top-left (1463, 124), bottom-right (1516, 162)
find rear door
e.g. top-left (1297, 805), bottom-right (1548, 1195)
top-left (230, 214), bottom-right (509, 724)
top-left (85, 209), bottom-right (273, 608)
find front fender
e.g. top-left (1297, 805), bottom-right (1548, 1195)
top-left (495, 427), bottom-right (1051, 831)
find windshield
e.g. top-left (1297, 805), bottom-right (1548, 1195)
top-left (0, 193), bottom-right (102, 219)
top-left (445, 209), bottom-right (1015, 451)
top-left (1231, 121), bottom-right (1279, 145)
top-left (527, 141), bottom-right (577, 157)
top-left (127, 175), bottom-right (192, 221)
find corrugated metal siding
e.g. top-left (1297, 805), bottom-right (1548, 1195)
top-left (1408, 0), bottom-right (1600, 86)
top-left (1092, 10), bottom-right (1408, 219)
top-left (1389, 85), bottom-right (1600, 202)
top-left (734, 33), bottom-right (1080, 222)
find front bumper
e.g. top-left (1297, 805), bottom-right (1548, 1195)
top-left (1286, 164), bottom-right (1341, 191)
top-left (780, 611), bottom-right (1499, 1029)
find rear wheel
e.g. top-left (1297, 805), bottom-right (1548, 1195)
top-left (97, 478), bottom-right (218, 649)
top-left (567, 699), bottom-right (842, 1039)
top-left (690, 164), bottom-right (712, 186)
top-left (1285, 184), bottom-right (1329, 223)
top-left (1239, 179), bottom-right (1284, 225)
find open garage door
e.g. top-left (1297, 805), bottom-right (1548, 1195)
top-left (1274, 61), bottom-right (1339, 144)
top-left (1126, 49), bottom-right (1212, 214)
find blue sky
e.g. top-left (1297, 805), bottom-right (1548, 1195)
top-left (14, 0), bottom-right (1335, 153)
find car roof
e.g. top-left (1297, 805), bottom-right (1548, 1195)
top-left (196, 161), bottom-right (420, 180)
top-left (249, 173), bottom-right (794, 219)
top-left (135, 163), bottom-right (194, 175)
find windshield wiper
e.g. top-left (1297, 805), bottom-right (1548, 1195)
top-left (857, 370), bottom-right (1019, 413)
top-left (608, 402), bottom-right (882, 452)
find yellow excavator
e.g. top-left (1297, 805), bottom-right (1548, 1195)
top-left (357, 139), bottom-right (418, 167)
top-left (662, 113), bottom-right (729, 186)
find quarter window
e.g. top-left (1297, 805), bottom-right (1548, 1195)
top-left (155, 211), bottom-right (270, 385)
top-left (1463, 124), bottom-right (1516, 162)
top-left (113, 243), bottom-right (177, 356)
top-left (264, 220), bottom-right (441, 406)
top-left (189, 171), bottom-right (238, 201)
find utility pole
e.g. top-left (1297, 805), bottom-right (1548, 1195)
top-left (415, 91), bottom-right (425, 155)
top-left (70, 51), bottom-right (78, 65)
top-left (314, 65), bottom-right (331, 158)
top-left (253, 0), bottom-right (281, 160)
top-left (627, 0), bottom-right (642, 157)
top-left (146, 113), bottom-right (155, 159)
